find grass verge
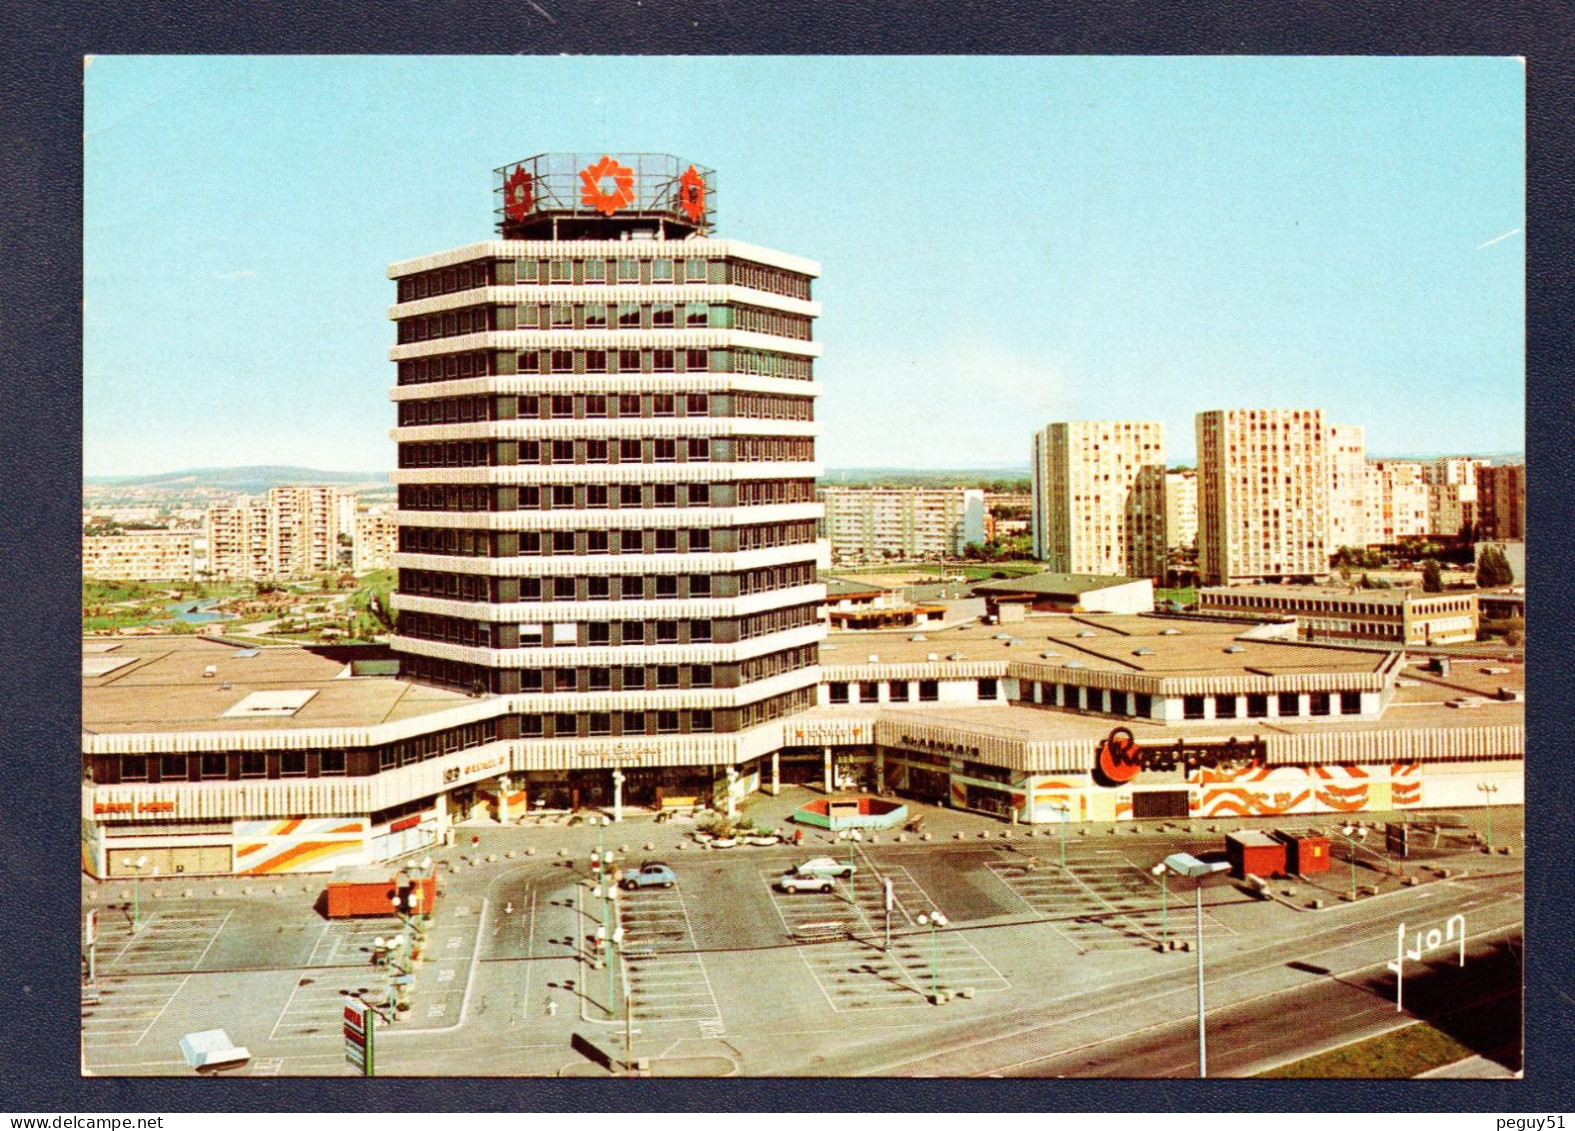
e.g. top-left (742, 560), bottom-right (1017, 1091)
top-left (1257, 1021), bottom-right (1474, 1078)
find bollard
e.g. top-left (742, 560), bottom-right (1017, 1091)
top-left (894, 834), bottom-right (905, 843)
top-left (954, 832), bottom-right (964, 840)
top-left (487, 854), bottom-right (498, 863)
top-left (557, 848), bottom-right (568, 857)
top-left (506, 850), bottom-right (517, 859)
top-left (644, 843), bottom-right (655, 851)
top-left (921, 832), bottom-right (932, 842)
top-left (526, 847), bottom-right (536, 856)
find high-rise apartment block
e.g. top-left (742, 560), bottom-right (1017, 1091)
top-left (1362, 461), bottom-right (1429, 544)
top-left (1326, 424), bottom-right (1367, 551)
top-left (1196, 409), bottom-right (1329, 585)
top-left (821, 487), bottom-right (984, 563)
top-left (268, 486), bottom-right (356, 575)
top-left (204, 501), bottom-right (273, 580)
top-left (353, 509), bottom-right (398, 574)
top-left (1031, 422), bottom-right (1166, 579)
top-left (1163, 470), bottom-right (1197, 552)
top-left (388, 152), bottom-right (825, 739)
top-left (1475, 463), bottom-right (1526, 541)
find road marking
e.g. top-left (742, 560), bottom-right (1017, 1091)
top-left (132, 974), bottom-right (190, 1046)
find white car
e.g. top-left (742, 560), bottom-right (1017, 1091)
top-left (775, 870), bottom-right (836, 894)
top-left (794, 856), bottom-right (856, 878)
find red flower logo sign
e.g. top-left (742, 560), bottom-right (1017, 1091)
top-left (1094, 726), bottom-right (1142, 788)
top-left (678, 165), bottom-right (707, 223)
top-left (503, 166), bottom-right (534, 221)
top-left (579, 155), bottom-right (636, 217)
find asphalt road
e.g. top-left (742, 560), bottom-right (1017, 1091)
top-left (79, 804), bottom-right (1524, 1078)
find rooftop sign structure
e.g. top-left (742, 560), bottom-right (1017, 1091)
top-left (494, 152), bottom-right (717, 240)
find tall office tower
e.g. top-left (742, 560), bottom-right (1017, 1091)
top-left (269, 486), bottom-right (356, 575)
top-left (388, 153), bottom-right (825, 743)
top-left (1163, 469), bottom-right (1198, 551)
top-left (1362, 461), bottom-right (1430, 544)
top-left (1475, 463), bottom-right (1526, 541)
top-left (1196, 409), bottom-right (1329, 585)
top-left (1326, 424), bottom-right (1367, 552)
top-left (1031, 421), bottom-right (1166, 579)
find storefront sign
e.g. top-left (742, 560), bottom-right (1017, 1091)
top-left (793, 723), bottom-right (867, 744)
top-left (578, 742), bottom-right (660, 762)
top-left (93, 798), bottom-right (178, 816)
top-left (1092, 727), bottom-right (1264, 789)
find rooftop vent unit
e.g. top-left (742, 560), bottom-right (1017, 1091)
top-left (1065, 660), bottom-right (1086, 669)
top-left (994, 633), bottom-right (1012, 641)
top-left (1224, 644), bottom-right (1246, 653)
top-left (1040, 651), bottom-right (1060, 659)
top-left (1077, 630), bottom-right (1097, 638)
top-left (867, 655), bottom-right (880, 663)
top-left (1133, 647), bottom-right (1155, 656)
top-left (947, 652), bottom-right (966, 661)
top-left (909, 634), bottom-right (927, 642)
top-left (927, 653), bottom-right (940, 662)
top-left (1161, 628), bottom-right (1182, 636)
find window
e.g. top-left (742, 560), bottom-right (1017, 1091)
top-left (618, 394), bottom-right (642, 417)
top-left (160, 753), bottom-right (187, 779)
top-left (1278, 692), bottom-right (1301, 717)
top-left (685, 302), bottom-right (708, 327)
top-left (657, 666), bottom-right (679, 689)
top-left (120, 755), bottom-right (147, 781)
top-left (589, 713), bottom-right (612, 736)
top-left (657, 711), bottom-right (680, 734)
top-left (1309, 692), bottom-right (1331, 716)
top-left (652, 258), bottom-right (674, 283)
top-left (618, 303), bottom-right (640, 329)
top-left (689, 528), bottom-right (711, 551)
top-left (554, 714), bottom-right (578, 739)
top-left (656, 621), bottom-right (679, 644)
top-left (584, 258), bottom-right (606, 284)
top-left (623, 667), bottom-right (646, 690)
top-left (1184, 695), bottom-right (1206, 720)
top-left (829, 682), bottom-right (849, 704)
top-left (889, 680), bottom-right (911, 702)
top-left (280, 751), bottom-right (307, 777)
top-left (919, 680), bottom-right (939, 702)
top-left (691, 710), bottom-right (714, 732)
top-left (655, 575), bottom-right (679, 598)
top-left (622, 711), bottom-right (646, 735)
top-left (685, 258), bottom-right (707, 282)
top-left (1247, 694), bottom-right (1269, 718)
top-left (240, 752), bottom-right (266, 778)
top-left (859, 681), bottom-right (880, 702)
top-left (686, 393), bottom-right (709, 416)
top-left (652, 304), bottom-right (676, 328)
top-left (320, 749), bottom-right (346, 775)
top-left (617, 259), bottom-right (639, 283)
top-left (620, 485), bottom-right (642, 507)
top-left (201, 752), bottom-right (228, 778)
top-left (691, 664), bottom-right (713, 687)
top-left (1340, 690), bottom-right (1363, 715)
top-left (654, 485), bottom-right (678, 508)
top-left (1215, 695), bottom-right (1238, 719)
top-left (653, 394), bottom-right (676, 417)
top-left (655, 530), bottom-right (678, 552)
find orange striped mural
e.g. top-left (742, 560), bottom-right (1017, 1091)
top-left (232, 815), bottom-right (368, 875)
top-left (238, 839), bottom-right (363, 875)
top-left (1391, 761), bottom-right (1422, 807)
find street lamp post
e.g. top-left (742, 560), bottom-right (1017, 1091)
top-left (1161, 853), bottom-right (1231, 1077)
top-left (1150, 861), bottom-right (1169, 948)
top-left (1338, 825), bottom-right (1367, 901)
top-left (1054, 802), bottom-right (1070, 866)
top-left (915, 909), bottom-right (949, 1004)
top-left (129, 855), bottom-right (149, 933)
top-left (725, 766), bottom-right (739, 819)
top-left (1477, 783), bottom-right (1499, 847)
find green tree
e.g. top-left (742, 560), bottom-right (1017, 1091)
top-left (1476, 545), bottom-right (1514, 589)
top-left (1420, 559), bottom-right (1443, 593)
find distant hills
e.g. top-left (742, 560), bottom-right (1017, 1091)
top-left (84, 466), bottom-right (390, 495)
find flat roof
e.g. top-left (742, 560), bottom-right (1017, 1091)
top-left (1198, 584), bottom-right (1466, 607)
top-left (972, 573), bottom-right (1146, 597)
top-left (822, 614), bottom-right (1394, 679)
top-left (82, 636), bottom-right (472, 736)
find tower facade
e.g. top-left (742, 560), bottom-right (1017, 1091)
top-left (1197, 409), bottom-right (1329, 585)
top-left (1031, 421), bottom-right (1166, 579)
top-left (388, 153), bottom-right (825, 741)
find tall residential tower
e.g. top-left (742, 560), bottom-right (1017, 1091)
top-left (388, 154), bottom-right (826, 749)
top-left (1031, 421), bottom-right (1166, 579)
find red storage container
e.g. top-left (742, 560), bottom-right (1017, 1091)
top-left (1225, 831), bottom-right (1287, 879)
top-left (326, 868), bottom-right (401, 919)
top-left (1275, 831), bottom-right (1332, 875)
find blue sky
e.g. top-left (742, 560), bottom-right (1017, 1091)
top-left (84, 56), bottom-right (1524, 476)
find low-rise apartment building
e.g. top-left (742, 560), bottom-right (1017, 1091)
top-left (1196, 584), bottom-right (1478, 647)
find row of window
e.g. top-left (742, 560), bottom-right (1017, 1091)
top-left (506, 256), bottom-right (810, 300)
top-left (397, 480), bottom-right (814, 513)
top-left (396, 520), bottom-right (817, 558)
top-left (394, 347), bottom-right (813, 386)
top-left (396, 260), bottom-right (494, 302)
top-left (737, 604), bottom-right (819, 640)
top-left (1021, 682), bottom-right (1365, 720)
top-left (399, 611), bottom-right (719, 650)
top-left (827, 679), bottom-right (942, 704)
top-left (97, 721), bottom-right (499, 784)
top-left (398, 437), bottom-right (813, 469)
top-left (396, 561), bottom-right (814, 605)
top-left (398, 302), bottom-right (812, 346)
top-left (398, 391), bottom-right (814, 425)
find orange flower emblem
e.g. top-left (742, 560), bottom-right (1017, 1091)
top-left (503, 165), bottom-right (534, 221)
top-left (678, 165), bottom-right (707, 223)
top-left (579, 155), bottom-right (636, 217)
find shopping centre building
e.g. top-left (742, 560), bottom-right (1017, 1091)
top-left (79, 155), bottom-right (1524, 877)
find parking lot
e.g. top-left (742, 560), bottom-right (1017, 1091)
top-left (986, 855), bottom-right (1236, 953)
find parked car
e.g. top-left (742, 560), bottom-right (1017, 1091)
top-left (775, 870), bottom-right (836, 894)
top-left (620, 863), bottom-right (676, 890)
top-left (794, 856), bottom-right (856, 878)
